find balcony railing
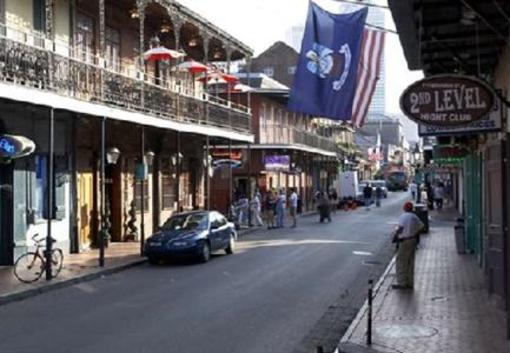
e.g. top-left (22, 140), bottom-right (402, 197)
top-left (0, 23), bottom-right (251, 133)
top-left (260, 124), bottom-right (339, 153)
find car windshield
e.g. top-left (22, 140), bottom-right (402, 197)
top-left (162, 214), bottom-right (208, 231)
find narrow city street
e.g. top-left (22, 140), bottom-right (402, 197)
top-left (0, 193), bottom-right (407, 353)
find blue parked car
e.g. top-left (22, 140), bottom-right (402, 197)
top-left (145, 211), bottom-right (237, 264)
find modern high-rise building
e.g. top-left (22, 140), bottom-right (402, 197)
top-left (285, 25), bottom-right (305, 53)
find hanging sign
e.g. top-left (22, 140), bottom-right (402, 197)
top-left (418, 89), bottom-right (503, 136)
top-left (264, 155), bottom-right (290, 171)
top-left (400, 75), bottom-right (496, 127)
top-left (0, 134), bottom-right (36, 159)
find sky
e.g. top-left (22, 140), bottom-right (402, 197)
top-left (178, 0), bottom-right (423, 140)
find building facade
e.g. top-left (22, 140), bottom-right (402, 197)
top-left (0, 0), bottom-right (253, 265)
top-left (210, 89), bottom-right (347, 215)
top-left (389, 0), bottom-right (510, 340)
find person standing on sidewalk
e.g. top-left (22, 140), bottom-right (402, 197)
top-left (276, 189), bottom-right (286, 228)
top-left (289, 188), bottom-right (298, 228)
top-left (250, 192), bottom-right (263, 227)
top-left (363, 184), bottom-right (372, 211)
top-left (392, 202), bottom-right (424, 290)
top-left (410, 181), bottom-right (418, 200)
top-left (375, 185), bottom-right (383, 207)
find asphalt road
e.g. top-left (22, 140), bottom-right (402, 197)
top-left (0, 192), bottom-right (409, 353)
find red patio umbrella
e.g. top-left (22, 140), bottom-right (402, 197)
top-left (176, 60), bottom-right (208, 74)
top-left (143, 46), bottom-right (186, 62)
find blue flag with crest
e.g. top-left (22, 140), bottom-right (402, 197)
top-left (288, 2), bottom-right (367, 121)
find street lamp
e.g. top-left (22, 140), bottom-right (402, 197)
top-left (99, 146), bottom-right (121, 267)
top-left (140, 150), bottom-right (155, 255)
top-left (106, 147), bottom-right (121, 165)
top-left (413, 144), bottom-right (422, 203)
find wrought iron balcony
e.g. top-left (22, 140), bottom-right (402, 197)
top-left (260, 124), bottom-right (339, 154)
top-left (0, 23), bottom-right (251, 134)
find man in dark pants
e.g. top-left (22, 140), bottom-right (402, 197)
top-left (363, 184), bottom-right (373, 211)
top-left (392, 202), bottom-right (424, 290)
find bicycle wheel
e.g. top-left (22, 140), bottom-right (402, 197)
top-left (50, 249), bottom-right (64, 278)
top-left (13, 252), bottom-right (45, 283)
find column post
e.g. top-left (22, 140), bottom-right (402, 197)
top-left (45, 108), bottom-right (55, 280)
top-left (137, 0), bottom-right (146, 108)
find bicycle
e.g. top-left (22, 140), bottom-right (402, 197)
top-left (13, 233), bottom-right (64, 283)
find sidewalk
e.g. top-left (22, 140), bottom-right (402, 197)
top-left (0, 242), bottom-right (144, 305)
top-left (0, 226), bottom-right (260, 306)
top-left (339, 209), bottom-right (509, 353)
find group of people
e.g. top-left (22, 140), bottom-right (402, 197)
top-left (409, 179), bottom-right (451, 211)
top-left (231, 188), bottom-right (300, 229)
top-left (362, 183), bottom-right (385, 210)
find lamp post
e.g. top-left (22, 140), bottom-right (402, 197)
top-left (140, 149), bottom-right (155, 255)
top-left (413, 144), bottom-right (422, 203)
top-left (99, 145), bottom-right (121, 267)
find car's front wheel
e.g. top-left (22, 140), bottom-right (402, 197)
top-left (198, 241), bottom-right (211, 263)
top-left (225, 234), bottom-right (235, 255)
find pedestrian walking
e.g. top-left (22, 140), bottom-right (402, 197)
top-left (433, 182), bottom-right (445, 210)
top-left (276, 189), bottom-right (286, 228)
top-left (425, 181), bottom-right (434, 210)
top-left (375, 185), bottom-right (383, 207)
top-left (410, 181), bottom-right (418, 200)
top-left (420, 185), bottom-right (428, 205)
top-left (264, 190), bottom-right (277, 229)
top-left (363, 184), bottom-right (372, 210)
top-left (238, 195), bottom-right (249, 227)
top-left (289, 188), bottom-right (298, 228)
top-left (318, 192), bottom-right (332, 223)
top-left (250, 192), bottom-right (263, 227)
top-left (391, 202), bottom-right (424, 290)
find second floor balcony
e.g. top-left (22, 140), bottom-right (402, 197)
top-left (260, 124), bottom-right (340, 155)
top-left (0, 22), bottom-right (252, 134)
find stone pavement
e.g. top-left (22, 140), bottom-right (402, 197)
top-left (339, 210), bottom-right (509, 353)
top-left (0, 226), bottom-right (261, 306)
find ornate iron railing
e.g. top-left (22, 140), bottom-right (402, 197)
top-left (0, 23), bottom-right (252, 134)
top-left (260, 124), bottom-right (339, 154)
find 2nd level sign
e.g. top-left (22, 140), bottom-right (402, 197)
top-left (400, 75), bottom-right (496, 127)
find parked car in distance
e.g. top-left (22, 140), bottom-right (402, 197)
top-left (370, 180), bottom-right (388, 198)
top-left (144, 211), bottom-right (237, 264)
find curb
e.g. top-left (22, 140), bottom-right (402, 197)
top-left (339, 255), bottom-right (396, 345)
top-left (0, 258), bottom-right (147, 307)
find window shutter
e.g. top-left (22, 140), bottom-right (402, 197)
top-left (53, 156), bottom-right (67, 220)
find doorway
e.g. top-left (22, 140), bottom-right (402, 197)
top-left (0, 162), bottom-right (13, 265)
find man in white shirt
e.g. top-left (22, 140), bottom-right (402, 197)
top-left (289, 188), bottom-right (298, 228)
top-left (392, 202), bottom-right (424, 289)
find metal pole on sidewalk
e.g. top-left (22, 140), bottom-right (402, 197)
top-left (45, 108), bottom-right (54, 280)
top-left (140, 126), bottom-right (145, 255)
top-left (247, 143), bottom-right (252, 226)
top-left (367, 279), bottom-right (374, 345)
top-left (99, 117), bottom-right (106, 267)
top-left (176, 131), bottom-right (181, 212)
top-left (206, 135), bottom-right (210, 210)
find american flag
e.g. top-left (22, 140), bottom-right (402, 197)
top-left (351, 28), bottom-right (386, 128)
